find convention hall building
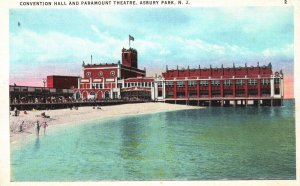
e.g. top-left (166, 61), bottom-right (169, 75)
top-left (74, 47), bottom-right (284, 106)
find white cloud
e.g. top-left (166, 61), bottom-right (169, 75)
top-left (262, 44), bottom-right (294, 59)
top-left (10, 29), bottom-right (122, 64)
top-left (10, 27), bottom-right (293, 83)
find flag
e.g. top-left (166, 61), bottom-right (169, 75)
top-left (129, 35), bottom-right (134, 41)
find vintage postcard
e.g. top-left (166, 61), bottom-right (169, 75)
top-left (0, 0), bottom-right (299, 185)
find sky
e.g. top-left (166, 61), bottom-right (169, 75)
top-left (9, 7), bottom-right (294, 98)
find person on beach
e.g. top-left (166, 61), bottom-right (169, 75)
top-left (42, 122), bottom-right (48, 135)
top-left (14, 107), bottom-right (18, 116)
top-left (41, 112), bottom-right (50, 118)
top-left (19, 121), bottom-right (24, 132)
top-left (36, 120), bottom-right (41, 137)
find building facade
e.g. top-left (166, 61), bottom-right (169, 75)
top-left (74, 47), bottom-right (284, 106)
top-left (47, 75), bottom-right (79, 89)
top-left (75, 48), bottom-right (150, 100)
top-left (155, 63), bottom-right (284, 106)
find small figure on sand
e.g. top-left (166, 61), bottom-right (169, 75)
top-left (36, 120), bottom-right (40, 137)
top-left (19, 121), bottom-right (24, 132)
top-left (42, 121), bottom-right (48, 135)
top-left (97, 105), bottom-right (102, 110)
top-left (14, 107), bottom-right (18, 116)
top-left (41, 112), bottom-right (50, 118)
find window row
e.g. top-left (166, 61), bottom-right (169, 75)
top-left (163, 79), bottom-right (274, 87)
top-left (92, 83), bottom-right (103, 89)
top-left (124, 82), bottom-right (154, 88)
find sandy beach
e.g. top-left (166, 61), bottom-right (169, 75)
top-left (10, 102), bottom-right (202, 144)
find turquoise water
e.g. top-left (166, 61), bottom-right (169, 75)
top-left (11, 100), bottom-right (295, 181)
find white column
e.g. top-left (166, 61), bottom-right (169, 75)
top-left (102, 78), bottom-right (105, 89)
top-left (110, 83), bottom-right (113, 99)
top-left (154, 81), bottom-right (158, 98)
top-left (78, 77), bottom-right (81, 89)
top-left (151, 87), bottom-right (155, 100)
top-left (162, 80), bottom-right (166, 99)
top-left (270, 78), bottom-right (274, 97)
top-left (90, 78), bottom-right (92, 90)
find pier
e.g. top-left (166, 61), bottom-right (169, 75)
top-left (164, 97), bottom-right (283, 107)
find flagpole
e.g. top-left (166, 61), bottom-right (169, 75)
top-left (129, 36), bottom-right (130, 48)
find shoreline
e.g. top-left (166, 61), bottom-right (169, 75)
top-left (10, 102), bottom-right (203, 147)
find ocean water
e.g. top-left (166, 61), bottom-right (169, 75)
top-left (11, 100), bottom-right (295, 181)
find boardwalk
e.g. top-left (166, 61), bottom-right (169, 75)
top-left (10, 100), bottom-right (150, 111)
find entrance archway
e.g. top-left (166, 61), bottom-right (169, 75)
top-left (97, 91), bottom-right (102, 100)
top-left (82, 91), bottom-right (88, 99)
top-left (75, 92), bottom-right (81, 100)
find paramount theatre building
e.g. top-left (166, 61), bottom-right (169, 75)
top-left (75, 47), bottom-right (284, 106)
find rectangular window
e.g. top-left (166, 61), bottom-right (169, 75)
top-left (157, 82), bottom-right (163, 88)
top-left (274, 78), bottom-right (280, 84)
top-left (200, 80), bottom-right (208, 86)
top-left (261, 79), bottom-right (270, 85)
top-left (211, 80), bottom-right (220, 86)
top-left (188, 80), bottom-right (197, 87)
top-left (248, 79), bottom-right (257, 85)
top-left (235, 79), bottom-right (245, 85)
top-left (92, 83), bottom-right (98, 89)
top-left (166, 91), bottom-right (174, 97)
top-left (224, 80), bottom-right (232, 86)
top-left (176, 81), bottom-right (184, 87)
top-left (165, 81), bottom-right (174, 87)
